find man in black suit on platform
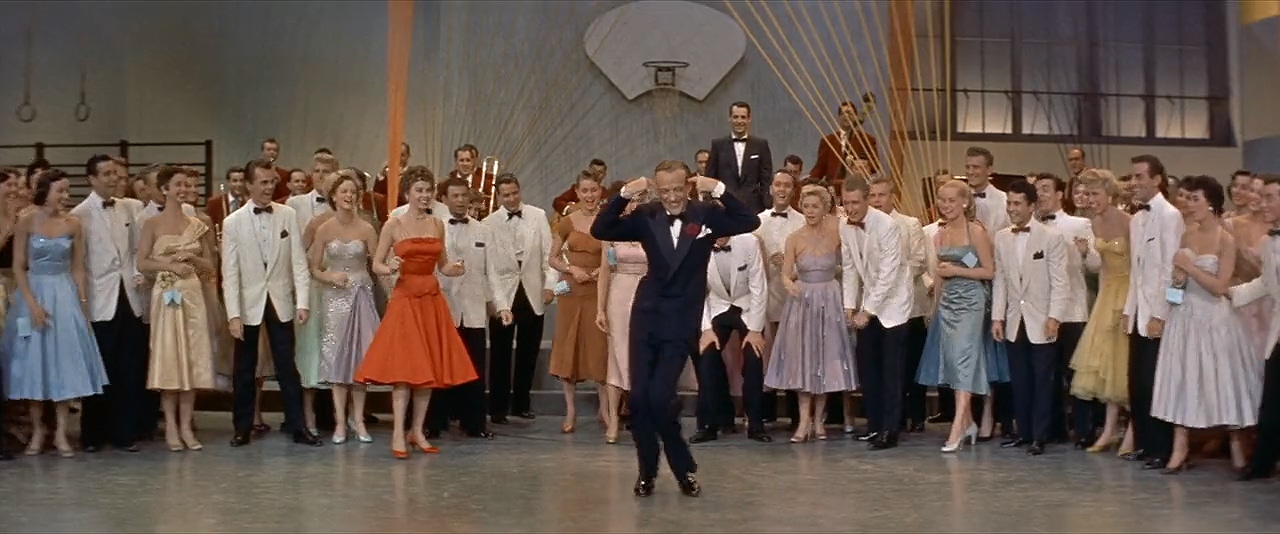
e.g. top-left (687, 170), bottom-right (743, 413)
top-left (705, 101), bottom-right (774, 214)
top-left (591, 160), bottom-right (760, 498)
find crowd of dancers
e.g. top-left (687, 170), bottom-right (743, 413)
top-left (2, 101), bottom-right (1280, 494)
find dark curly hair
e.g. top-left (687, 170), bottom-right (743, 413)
top-left (1177, 175), bottom-right (1226, 216)
top-left (33, 169), bottom-right (69, 206)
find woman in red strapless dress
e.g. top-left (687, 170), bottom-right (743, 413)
top-left (356, 169), bottom-right (474, 458)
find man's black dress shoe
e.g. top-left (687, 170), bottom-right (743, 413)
top-left (229, 433), bottom-right (252, 447)
top-left (83, 445), bottom-right (101, 453)
top-left (1120, 449), bottom-right (1146, 461)
top-left (677, 474), bottom-right (701, 497)
top-left (689, 429), bottom-right (718, 444)
top-left (117, 443), bottom-right (140, 453)
top-left (466, 430), bottom-right (495, 440)
top-left (907, 422), bottom-right (926, 433)
top-left (1142, 457), bottom-right (1168, 470)
top-left (292, 430), bottom-right (323, 447)
top-left (1237, 469), bottom-right (1272, 482)
top-left (633, 477), bottom-right (655, 497)
top-left (868, 433), bottom-right (898, 450)
top-left (1027, 441), bottom-right (1046, 456)
top-left (1001, 438), bottom-right (1030, 449)
top-left (513, 411), bottom-right (536, 420)
top-left (747, 431), bottom-right (773, 443)
top-left (854, 431), bottom-right (879, 442)
top-left (490, 415), bottom-right (509, 425)
top-left (1073, 438), bottom-right (1092, 450)
top-left (0, 450), bottom-right (13, 461)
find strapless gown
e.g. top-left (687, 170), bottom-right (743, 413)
top-left (355, 237), bottom-right (477, 388)
top-left (319, 240), bottom-right (381, 385)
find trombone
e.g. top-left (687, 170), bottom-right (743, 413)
top-left (481, 156), bottom-right (500, 215)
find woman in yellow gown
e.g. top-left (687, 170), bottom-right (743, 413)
top-left (1069, 169), bottom-right (1134, 453)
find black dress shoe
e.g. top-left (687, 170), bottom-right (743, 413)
top-left (1120, 449), bottom-right (1146, 461)
top-left (292, 431), bottom-right (323, 447)
top-left (1073, 438), bottom-right (1092, 450)
top-left (117, 443), bottom-right (140, 453)
top-left (747, 431), bottom-right (773, 443)
top-left (1237, 469), bottom-right (1272, 482)
top-left (0, 450), bottom-right (13, 461)
top-left (466, 430), bottom-right (495, 440)
top-left (689, 429), bottom-right (718, 444)
top-left (907, 422), bottom-right (926, 433)
top-left (1142, 457), bottom-right (1169, 470)
top-left (1001, 438), bottom-right (1030, 449)
top-left (490, 415), bottom-right (509, 425)
top-left (854, 431), bottom-right (880, 442)
top-left (83, 445), bottom-right (101, 453)
top-left (512, 411), bottom-right (536, 420)
top-left (1027, 441), bottom-right (1046, 456)
top-left (677, 474), bottom-right (701, 497)
top-left (868, 433), bottom-right (898, 450)
top-left (633, 477), bottom-right (655, 497)
top-left (229, 433), bottom-right (252, 447)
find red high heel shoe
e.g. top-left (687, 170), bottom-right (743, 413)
top-left (392, 448), bottom-right (409, 460)
top-left (408, 436), bottom-right (439, 454)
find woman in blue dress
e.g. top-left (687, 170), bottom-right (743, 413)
top-left (916, 179), bottom-right (1003, 452)
top-left (2, 170), bottom-right (107, 458)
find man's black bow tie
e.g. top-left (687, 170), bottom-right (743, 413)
top-left (1269, 228), bottom-right (1280, 237)
top-left (253, 205), bottom-right (273, 215)
top-left (1011, 226), bottom-right (1030, 234)
top-left (733, 137), bottom-right (747, 143)
top-left (315, 196), bottom-right (327, 203)
top-left (1039, 214), bottom-right (1056, 222)
top-left (449, 217), bottom-right (469, 225)
top-left (101, 198), bottom-right (116, 209)
top-left (974, 192), bottom-right (987, 199)
top-left (667, 212), bottom-right (686, 226)
top-left (714, 245), bottom-right (731, 253)
top-left (846, 218), bottom-right (865, 229)
top-left (507, 210), bottom-right (522, 220)
top-left (770, 211), bottom-right (788, 218)
top-left (1130, 203), bottom-right (1151, 213)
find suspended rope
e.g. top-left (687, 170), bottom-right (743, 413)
top-left (385, 0), bottom-right (414, 216)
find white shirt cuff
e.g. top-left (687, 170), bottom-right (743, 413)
top-left (710, 181), bottom-right (726, 199)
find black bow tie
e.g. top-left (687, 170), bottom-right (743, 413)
top-left (1011, 226), bottom-right (1030, 234)
top-left (1130, 204), bottom-right (1151, 213)
top-left (253, 205), bottom-right (273, 215)
top-left (733, 137), bottom-right (747, 143)
top-left (1039, 214), bottom-right (1056, 222)
top-left (974, 192), bottom-right (987, 199)
top-left (770, 211), bottom-right (788, 218)
top-left (449, 217), bottom-right (469, 225)
top-left (507, 210), bottom-right (522, 220)
top-left (1269, 229), bottom-right (1280, 237)
top-left (315, 196), bottom-right (327, 203)
top-left (846, 218), bottom-right (865, 229)
top-left (101, 198), bottom-right (116, 209)
top-left (667, 212), bottom-right (686, 226)
top-left (714, 245), bottom-right (731, 253)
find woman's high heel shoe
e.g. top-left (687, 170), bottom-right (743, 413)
top-left (1163, 461), bottom-right (1193, 475)
top-left (790, 422), bottom-right (814, 444)
top-left (332, 434), bottom-right (348, 445)
top-left (408, 436), bottom-right (439, 454)
top-left (942, 423), bottom-right (979, 453)
top-left (815, 423), bottom-right (828, 441)
top-left (392, 448), bottom-right (409, 460)
top-left (1086, 436), bottom-right (1121, 453)
top-left (348, 421), bottom-right (373, 443)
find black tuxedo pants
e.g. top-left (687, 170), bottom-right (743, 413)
top-left (901, 317), bottom-right (929, 426)
top-left (1129, 333), bottom-right (1172, 460)
top-left (488, 284), bottom-right (543, 416)
top-left (856, 317), bottom-right (908, 434)
top-left (1006, 326), bottom-right (1057, 443)
top-left (82, 289), bottom-right (148, 449)
top-left (232, 299), bottom-right (306, 435)
top-left (631, 336), bottom-right (696, 480)
top-left (1248, 344), bottom-right (1280, 475)
top-left (1052, 321), bottom-right (1098, 441)
top-left (695, 307), bottom-right (765, 434)
top-left (136, 323), bottom-right (160, 440)
top-left (428, 326), bottom-right (488, 434)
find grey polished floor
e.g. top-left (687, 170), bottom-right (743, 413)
top-left (2, 413), bottom-right (1279, 533)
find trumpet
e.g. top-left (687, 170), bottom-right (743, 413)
top-left (481, 156), bottom-right (500, 214)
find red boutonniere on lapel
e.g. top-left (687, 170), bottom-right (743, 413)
top-left (683, 222), bottom-right (702, 238)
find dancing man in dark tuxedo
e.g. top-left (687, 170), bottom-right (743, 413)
top-left (591, 160), bottom-right (760, 498)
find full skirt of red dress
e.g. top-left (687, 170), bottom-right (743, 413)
top-left (354, 237), bottom-right (478, 388)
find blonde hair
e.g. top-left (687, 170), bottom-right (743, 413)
top-left (937, 180), bottom-right (976, 221)
top-left (1075, 168), bottom-right (1119, 199)
top-left (799, 184), bottom-right (832, 211)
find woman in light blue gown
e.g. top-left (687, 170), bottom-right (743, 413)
top-left (2, 171), bottom-right (107, 458)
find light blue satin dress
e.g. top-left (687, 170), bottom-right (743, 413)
top-left (916, 237), bottom-right (1009, 395)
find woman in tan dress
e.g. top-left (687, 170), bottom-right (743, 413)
top-left (548, 171), bottom-right (608, 434)
top-left (137, 167), bottom-right (216, 452)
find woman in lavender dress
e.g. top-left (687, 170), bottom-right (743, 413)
top-left (764, 185), bottom-right (857, 443)
top-left (308, 175), bottom-right (381, 444)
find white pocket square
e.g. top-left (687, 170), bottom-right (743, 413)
top-left (749, 154), bottom-right (759, 159)
top-left (697, 227), bottom-right (713, 239)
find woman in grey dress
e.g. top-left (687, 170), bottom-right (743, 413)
top-left (1152, 176), bottom-right (1262, 474)
top-left (765, 185), bottom-right (857, 443)
top-left (308, 175), bottom-right (381, 444)
top-left (916, 180), bottom-right (998, 452)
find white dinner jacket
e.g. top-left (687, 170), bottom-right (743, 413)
top-left (221, 201), bottom-right (310, 325)
top-left (483, 203), bottom-right (556, 316)
top-left (992, 220), bottom-right (1071, 344)
top-left (839, 207), bottom-right (911, 328)
top-left (1122, 193), bottom-right (1184, 336)
top-left (441, 215), bottom-right (496, 329)
top-left (70, 192), bottom-right (146, 321)
top-left (1231, 235), bottom-right (1280, 357)
top-left (286, 190), bottom-right (331, 231)
top-left (756, 205), bottom-right (803, 322)
top-left (888, 209), bottom-right (929, 319)
top-left (1040, 209), bottom-right (1098, 323)
top-left (701, 233), bottom-right (767, 332)
top-left (973, 184), bottom-right (1011, 233)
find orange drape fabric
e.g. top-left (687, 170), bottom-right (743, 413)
top-left (386, 0), bottom-right (414, 218)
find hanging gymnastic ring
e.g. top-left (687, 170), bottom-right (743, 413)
top-left (74, 102), bottom-right (91, 122)
top-left (15, 103), bottom-right (35, 123)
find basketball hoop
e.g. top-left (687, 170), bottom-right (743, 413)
top-left (642, 60), bottom-right (689, 121)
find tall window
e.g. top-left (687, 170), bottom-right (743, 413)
top-left (950, 0), bottom-right (1230, 145)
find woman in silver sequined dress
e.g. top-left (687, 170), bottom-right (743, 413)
top-left (307, 174), bottom-right (381, 444)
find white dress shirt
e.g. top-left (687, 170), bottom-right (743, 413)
top-left (1122, 193), bottom-right (1184, 335)
top-left (1039, 208), bottom-right (1097, 323)
top-left (70, 191), bottom-right (145, 321)
top-left (440, 213), bottom-right (496, 329)
top-left (756, 205), bottom-right (804, 322)
top-left (701, 233), bottom-right (767, 332)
